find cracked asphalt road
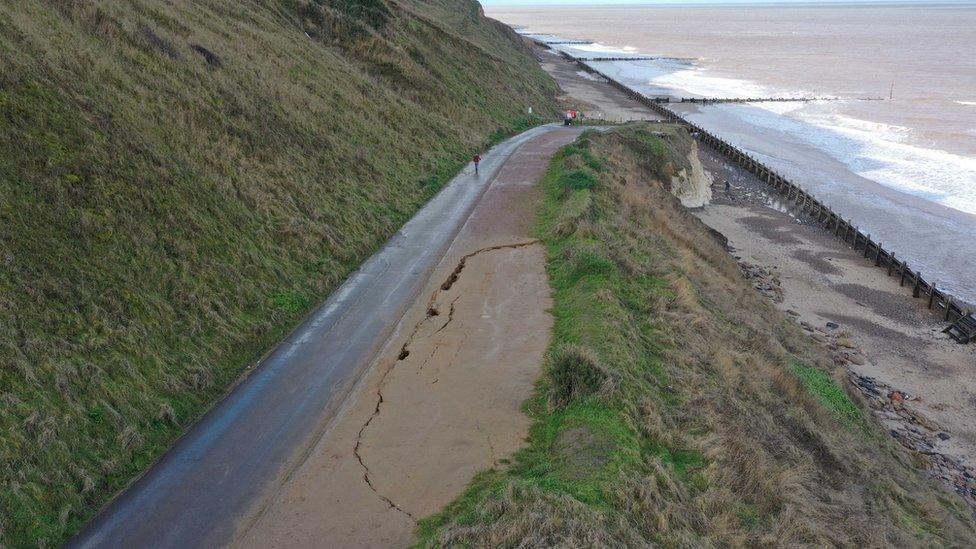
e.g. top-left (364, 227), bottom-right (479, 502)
top-left (236, 127), bottom-right (585, 548)
top-left (69, 124), bottom-right (586, 549)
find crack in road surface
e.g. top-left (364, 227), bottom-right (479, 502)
top-left (351, 240), bottom-right (540, 520)
top-left (351, 361), bottom-right (415, 520)
top-left (439, 240), bottom-right (540, 292)
top-left (433, 296), bottom-right (461, 335)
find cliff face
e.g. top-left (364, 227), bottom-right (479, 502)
top-left (0, 1), bottom-right (555, 544)
top-left (669, 142), bottom-right (713, 208)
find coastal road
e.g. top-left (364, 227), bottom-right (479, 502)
top-left (68, 124), bottom-right (581, 549)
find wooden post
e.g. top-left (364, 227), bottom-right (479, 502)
top-left (945, 296), bottom-right (953, 321)
top-left (899, 261), bottom-right (907, 286)
top-left (874, 243), bottom-right (882, 266)
top-left (912, 271), bottom-right (921, 298)
top-left (863, 236), bottom-right (872, 258)
top-left (928, 283), bottom-right (936, 309)
top-left (887, 253), bottom-right (895, 276)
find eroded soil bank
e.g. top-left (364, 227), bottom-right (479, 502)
top-left (235, 128), bottom-right (584, 547)
top-left (535, 45), bottom-right (976, 506)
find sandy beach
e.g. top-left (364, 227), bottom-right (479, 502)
top-left (533, 43), bottom-right (976, 503)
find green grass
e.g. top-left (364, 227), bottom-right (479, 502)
top-left (789, 360), bottom-right (864, 427)
top-left (415, 125), bottom-right (976, 547)
top-left (0, 0), bottom-right (557, 544)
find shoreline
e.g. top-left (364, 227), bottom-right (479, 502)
top-left (506, 22), bottom-right (976, 305)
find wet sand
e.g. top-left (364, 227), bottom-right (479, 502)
top-left (536, 50), bottom-right (976, 500)
top-left (235, 129), bottom-right (583, 547)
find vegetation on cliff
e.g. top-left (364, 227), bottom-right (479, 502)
top-left (417, 125), bottom-right (976, 546)
top-left (0, 0), bottom-right (555, 544)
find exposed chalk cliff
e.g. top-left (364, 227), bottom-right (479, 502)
top-left (670, 141), bottom-right (713, 208)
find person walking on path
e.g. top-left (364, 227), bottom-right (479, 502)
top-left (724, 179), bottom-right (732, 200)
top-left (473, 154), bottom-right (481, 175)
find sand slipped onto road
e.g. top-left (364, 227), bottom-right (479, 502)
top-left (235, 128), bottom-right (583, 548)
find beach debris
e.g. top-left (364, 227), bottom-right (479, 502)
top-left (738, 260), bottom-right (783, 302)
top-left (850, 372), bottom-right (976, 506)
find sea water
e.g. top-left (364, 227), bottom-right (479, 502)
top-left (492, 2), bottom-right (976, 304)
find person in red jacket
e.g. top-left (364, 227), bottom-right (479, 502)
top-left (473, 154), bottom-right (481, 175)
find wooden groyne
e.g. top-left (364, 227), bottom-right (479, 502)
top-left (547, 45), bottom-right (882, 103)
top-left (575, 56), bottom-right (692, 62)
top-left (519, 34), bottom-right (593, 45)
top-left (563, 54), bottom-right (972, 326)
top-left (681, 97), bottom-right (835, 103)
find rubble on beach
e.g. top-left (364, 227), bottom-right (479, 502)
top-left (738, 260), bottom-right (784, 302)
top-left (850, 372), bottom-right (976, 506)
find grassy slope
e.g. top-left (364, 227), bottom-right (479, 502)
top-left (0, 1), bottom-right (555, 544)
top-left (417, 125), bottom-right (976, 546)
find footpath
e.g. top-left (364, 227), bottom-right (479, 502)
top-left (70, 125), bottom-right (585, 548)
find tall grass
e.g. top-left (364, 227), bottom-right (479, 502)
top-left (416, 125), bottom-right (976, 546)
top-left (0, 0), bottom-right (556, 544)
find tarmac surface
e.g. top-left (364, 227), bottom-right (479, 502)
top-left (69, 124), bottom-right (584, 549)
